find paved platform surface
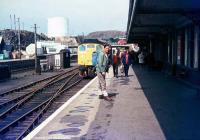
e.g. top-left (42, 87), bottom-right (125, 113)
top-left (24, 65), bottom-right (200, 140)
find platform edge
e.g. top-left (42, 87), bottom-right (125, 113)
top-left (23, 76), bottom-right (97, 140)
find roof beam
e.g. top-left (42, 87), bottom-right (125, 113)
top-left (133, 24), bottom-right (174, 28)
top-left (137, 9), bottom-right (200, 14)
top-left (130, 31), bottom-right (164, 35)
top-left (127, 0), bottom-right (139, 42)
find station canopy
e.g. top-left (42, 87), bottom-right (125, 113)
top-left (127, 0), bottom-right (200, 42)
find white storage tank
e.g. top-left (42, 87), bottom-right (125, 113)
top-left (48, 17), bottom-right (68, 37)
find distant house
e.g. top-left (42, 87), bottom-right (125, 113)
top-left (117, 38), bottom-right (127, 45)
top-left (0, 36), bottom-right (14, 59)
top-left (55, 36), bottom-right (79, 46)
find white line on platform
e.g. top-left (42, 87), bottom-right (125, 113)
top-left (23, 76), bottom-right (97, 140)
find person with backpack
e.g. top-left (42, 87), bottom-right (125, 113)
top-left (112, 50), bottom-right (119, 78)
top-left (96, 44), bottom-right (113, 101)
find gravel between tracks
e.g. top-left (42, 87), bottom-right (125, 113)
top-left (0, 70), bottom-right (67, 93)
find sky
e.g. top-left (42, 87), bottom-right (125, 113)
top-left (0, 0), bottom-right (129, 36)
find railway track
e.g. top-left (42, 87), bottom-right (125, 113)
top-left (0, 67), bottom-right (90, 140)
top-left (0, 67), bottom-right (77, 97)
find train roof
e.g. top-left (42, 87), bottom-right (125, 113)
top-left (82, 39), bottom-right (107, 45)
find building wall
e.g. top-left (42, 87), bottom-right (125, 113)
top-left (155, 24), bottom-right (200, 84)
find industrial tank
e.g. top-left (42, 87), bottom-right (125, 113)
top-left (48, 17), bottom-right (68, 37)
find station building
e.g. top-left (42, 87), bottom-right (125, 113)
top-left (127, 0), bottom-right (200, 84)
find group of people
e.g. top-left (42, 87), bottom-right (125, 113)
top-left (95, 44), bottom-right (132, 101)
top-left (112, 46), bottom-right (132, 78)
top-left (95, 44), bottom-right (156, 101)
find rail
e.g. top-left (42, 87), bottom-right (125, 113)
top-left (0, 69), bottom-right (82, 139)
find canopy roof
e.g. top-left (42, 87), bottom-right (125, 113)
top-left (127, 0), bottom-right (200, 42)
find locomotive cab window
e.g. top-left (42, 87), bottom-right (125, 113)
top-left (79, 45), bottom-right (86, 52)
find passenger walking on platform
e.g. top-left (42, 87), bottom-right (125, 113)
top-left (96, 44), bottom-right (113, 101)
top-left (121, 47), bottom-right (132, 77)
top-left (138, 51), bottom-right (145, 68)
top-left (112, 50), bottom-right (120, 78)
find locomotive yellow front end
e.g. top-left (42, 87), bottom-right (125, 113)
top-left (78, 43), bottom-right (103, 78)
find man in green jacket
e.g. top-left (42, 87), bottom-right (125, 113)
top-left (96, 44), bottom-right (112, 101)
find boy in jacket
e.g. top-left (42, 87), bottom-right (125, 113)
top-left (96, 44), bottom-right (112, 101)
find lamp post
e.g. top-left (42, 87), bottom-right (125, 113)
top-left (34, 24), bottom-right (41, 74)
top-left (17, 18), bottom-right (21, 59)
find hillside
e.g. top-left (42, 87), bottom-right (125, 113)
top-left (86, 30), bottom-right (125, 39)
top-left (0, 29), bottom-right (48, 49)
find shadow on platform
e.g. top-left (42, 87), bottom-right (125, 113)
top-left (133, 65), bottom-right (200, 140)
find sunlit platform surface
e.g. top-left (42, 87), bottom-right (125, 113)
top-left (24, 65), bottom-right (200, 140)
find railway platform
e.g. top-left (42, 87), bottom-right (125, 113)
top-left (22, 64), bottom-right (200, 140)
